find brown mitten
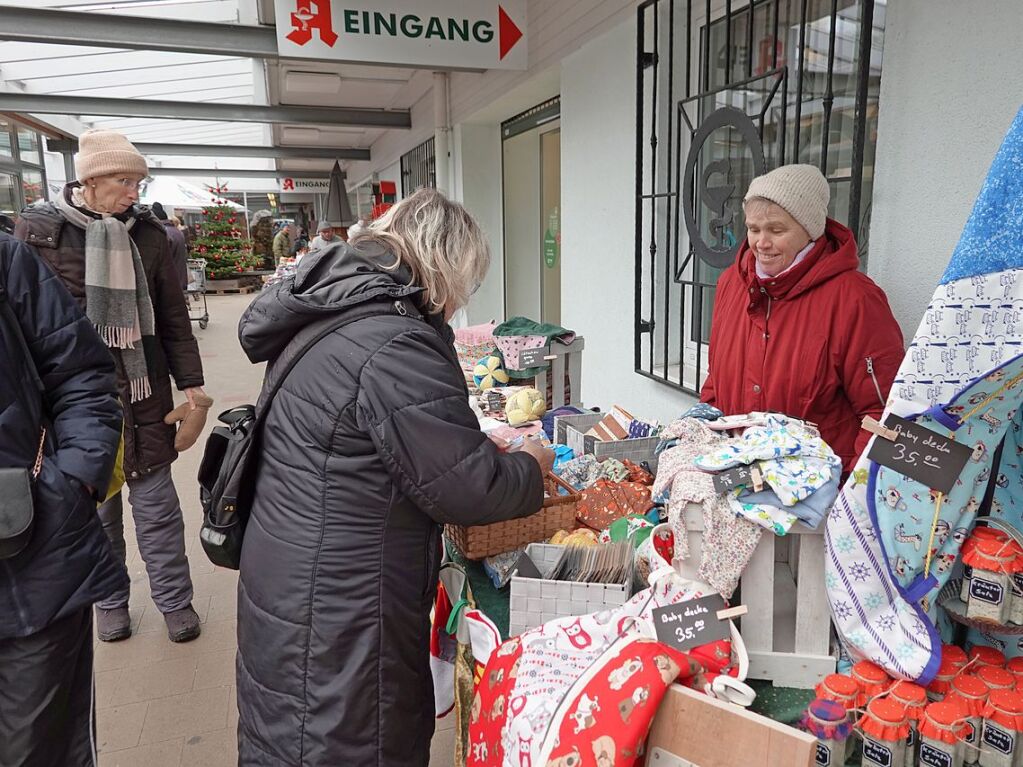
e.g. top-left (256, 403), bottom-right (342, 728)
top-left (164, 393), bottom-right (214, 452)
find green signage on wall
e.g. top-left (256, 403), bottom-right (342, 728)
top-left (544, 229), bottom-right (558, 268)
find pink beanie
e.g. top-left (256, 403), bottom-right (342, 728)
top-left (75, 129), bottom-right (148, 181)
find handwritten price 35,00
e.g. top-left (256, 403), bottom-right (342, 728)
top-left (675, 620), bottom-right (705, 643)
top-left (891, 443), bottom-right (940, 469)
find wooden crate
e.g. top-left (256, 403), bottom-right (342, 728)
top-left (677, 502), bottom-right (836, 689)
top-left (645, 684), bottom-right (817, 767)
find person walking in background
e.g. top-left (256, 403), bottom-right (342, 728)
top-left (151, 202), bottom-right (189, 290)
top-left (14, 129), bottom-right (209, 645)
top-left (272, 222), bottom-right (293, 265)
top-left (309, 220), bottom-right (337, 250)
top-left (0, 231), bottom-right (126, 767)
top-left (235, 189), bottom-right (553, 766)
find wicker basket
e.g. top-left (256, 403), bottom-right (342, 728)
top-left (444, 474), bottom-right (581, 560)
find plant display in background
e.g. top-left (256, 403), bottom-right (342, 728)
top-left (193, 200), bottom-right (257, 279)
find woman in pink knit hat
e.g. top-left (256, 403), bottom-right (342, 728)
top-left (14, 129), bottom-right (210, 645)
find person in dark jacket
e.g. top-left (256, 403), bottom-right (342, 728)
top-left (0, 232), bottom-right (126, 767)
top-left (701, 164), bottom-right (904, 473)
top-left (152, 201), bottom-right (189, 290)
top-left (14, 129), bottom-right (208, 644)
top-left (236, 188), bottom-right (553, 766)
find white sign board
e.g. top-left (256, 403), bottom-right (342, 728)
top-left (280, 177), bottom-right (330, 193)
top-left (274, 0), bottom-right (527, 70)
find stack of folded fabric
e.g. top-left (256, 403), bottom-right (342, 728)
top-left (693, 414), bottom-right (842, 535)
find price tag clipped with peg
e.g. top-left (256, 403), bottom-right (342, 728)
top-left (652, 595), bottom-right (744, 652)
top-left (864, 414), bottom-right (972, 495)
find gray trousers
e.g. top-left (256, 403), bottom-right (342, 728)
top-left (95, 465), bottom-right (193, 614)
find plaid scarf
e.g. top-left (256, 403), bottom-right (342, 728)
top-left (55, 188), bottom-right (154, 402)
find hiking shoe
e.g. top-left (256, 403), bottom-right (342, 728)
top-left (95, 606), bottom-right (132, 642)
top-left (164, 605), bottom-right (202, 643)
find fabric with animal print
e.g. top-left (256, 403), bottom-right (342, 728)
top-left (825, 105), bottom-right (1023, 686)
top-left (543, 639), bottom-right (691, 767)
top-left (466, 573), bottom-right (741, 767)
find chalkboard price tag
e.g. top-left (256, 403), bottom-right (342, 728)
top-left (652, 594), bottom-right (730, 652)
top-left (712, 465), bottom-right (753, 495)
top-left (866, 414), bottom-right (972, 494)
top-left (518, 347), bottom-right (551, 369)
top-left (970, 577), bottom-right (1005, 605)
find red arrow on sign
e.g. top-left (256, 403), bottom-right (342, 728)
top-left (498, 5), bottom-right (523, 60)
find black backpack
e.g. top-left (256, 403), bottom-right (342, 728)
top-left (197, 297), bottom-right (416, 569)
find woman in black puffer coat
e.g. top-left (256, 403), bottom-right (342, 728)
top-left (236, 189), bottom-right (552, 766)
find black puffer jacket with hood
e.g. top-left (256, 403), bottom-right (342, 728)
top-left (235, 241), bottom-right (544, 766)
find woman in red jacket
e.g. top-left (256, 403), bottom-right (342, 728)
top-left (701, 164), bottom-right (904, 474)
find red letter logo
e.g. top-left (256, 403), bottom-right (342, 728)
top-left (286, 0), bottom-right (338, 47)
top-left (282, 178), bottom-right (295, 191)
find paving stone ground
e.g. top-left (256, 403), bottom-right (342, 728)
top-left (95, 292), bottom-right (456, 766)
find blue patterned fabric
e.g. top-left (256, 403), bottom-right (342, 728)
top-left (942, 106), bottom-right (1023, 284)
top-left (826, 105), bottom-right (1023, 684)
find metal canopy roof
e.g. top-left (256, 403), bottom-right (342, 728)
top-left (0, 0), bottom-right (430, 190)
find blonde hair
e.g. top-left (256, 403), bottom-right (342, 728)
top-left (350, 188), bottom-right (490, 313)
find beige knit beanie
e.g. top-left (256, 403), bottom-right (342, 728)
top-left (75, 129), bottom-right (148, 181)
top-left (744, 164), bottom-right (830, 239)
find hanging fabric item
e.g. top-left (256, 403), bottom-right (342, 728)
top-left (826, 105), bottom-right (1023, 684)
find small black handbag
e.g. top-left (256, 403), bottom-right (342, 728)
top-left (0, 430), bottom-right (44, 559)
top-left (0, 285), bottom-right (45, 560)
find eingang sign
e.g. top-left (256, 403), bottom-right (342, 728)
top-left (280, 177), bottom-right (330, 193)
top-left (275, 0), bottom-right (527, 70)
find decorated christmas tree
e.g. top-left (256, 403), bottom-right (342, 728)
top-left (193, 196), bottom-right (258, 280)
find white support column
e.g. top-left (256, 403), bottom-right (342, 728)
top-left (433, 72), bottom-right (451, 195)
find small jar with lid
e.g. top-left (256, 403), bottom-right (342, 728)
top-left (816, 673), bottom-right (862, 710)
top-left (962, 529), bottom-right (1012, 603)
top-left (858, 698), bottom-right (909, 767)
top-left (932, 655), bottom-right (967, 702)
top-left (946, 645), bottom-right (971, 673)
top-left (802, 698), bottom-right (853, 767)
top-left (971, 646), bottom-right (1009, 672)
top-left (979, 689), bottom-right (1023, 767)
top-left (949, 674), bottom-right (992, 766)
top-left (890, 680), bottom-right (928, 767)
top-left (919, 700), bottom-right (970, 767)
top-left (964, 539), bottom-right (1020, 624)
top-left (979, 666), bottom-right (1016, 695)
top-left (852, 660), bottom-right (893, 706)
top-left (1007, 658), bottom-right (1023, 690)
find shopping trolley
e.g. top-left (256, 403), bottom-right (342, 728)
top-left (186, 258), bottom-right (209, 330)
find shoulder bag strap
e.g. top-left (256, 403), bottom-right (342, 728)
top-left (252, 296), bottom-right (421, 432)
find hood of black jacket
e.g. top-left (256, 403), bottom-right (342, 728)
top-left (238, 239), bottom-right (424, 363)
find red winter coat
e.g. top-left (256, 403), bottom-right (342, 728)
top-left (701, 219), bottom-right (904, 473)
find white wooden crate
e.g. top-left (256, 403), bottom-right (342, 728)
top-left (677, 502), bottom-right (837, 689)
top-left (504, 337), bottom-right (585, 408)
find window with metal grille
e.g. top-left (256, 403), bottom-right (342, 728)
top-left (635, 0), bottom-right (886, 395)
top-left (400, 137), bottom-right (436, 196)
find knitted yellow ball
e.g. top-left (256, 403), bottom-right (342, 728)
top-left (473, 355), bottom-right (510, 391)
top-left (504, 388), bottom-right (546, 427)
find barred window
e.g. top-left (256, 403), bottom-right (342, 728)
top-left (400, 137), bottom-right (436, 196)
top-left (635, 0), bottom-right (886, 394)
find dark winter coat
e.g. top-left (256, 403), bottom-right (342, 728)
top-left (701, 219), bottom-right (905, 472)
top-left (235, 241), bottom-right (544, 766)
top-left (14, 187), bottom-right (205, 479)
top-left (0, 233), bottom-right (126, 639)
top-left (162, 220), bottom-right (189, 290)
